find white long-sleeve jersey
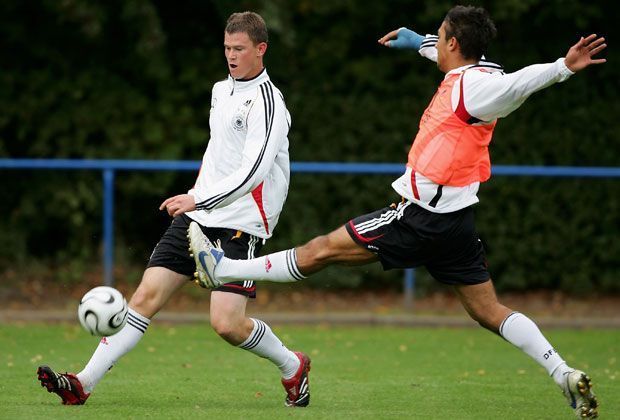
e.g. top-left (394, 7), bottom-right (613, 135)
top-left (391, 36), bottom-right (575, 213)
top-left (185, 69), bottom-right (291, 239)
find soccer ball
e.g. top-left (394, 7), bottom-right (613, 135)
top-left (78, 286), bottom-right (128, 336)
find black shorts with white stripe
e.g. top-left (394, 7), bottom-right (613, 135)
top-left (345, 200), bottom-right (490, 285)
top-left (147, 214), bottom-right (262, 298)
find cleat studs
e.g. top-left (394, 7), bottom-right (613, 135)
top-left (189, 253), bottom-right (193, 258)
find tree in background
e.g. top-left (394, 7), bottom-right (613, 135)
top-left (0, 0), bottom-right (617, 293)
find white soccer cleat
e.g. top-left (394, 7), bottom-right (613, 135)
top-left (187, 221), bottom-right (224, 289)
top-left (561, 369), bottom-right (599, 418)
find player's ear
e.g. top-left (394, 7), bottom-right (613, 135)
top-left (447, 36), bottom-right (458, 52)
top-left (257, 42), bottom-right (267, 56)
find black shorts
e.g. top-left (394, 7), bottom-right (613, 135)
top-left (345, 200), bottom-right (489, 285)
top-left (147, 214), bottom-right (263, 298)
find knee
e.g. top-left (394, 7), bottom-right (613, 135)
top-left (466, 303), bottom-right (509, 333)
top-left (129, 286), bottom-right (159, 317)
top-left (301, 235), bottom-right (335, 264)
top-left (210, 314), bottom-right (243, 344)
top-left (465, 303), bottom-right (485, 323)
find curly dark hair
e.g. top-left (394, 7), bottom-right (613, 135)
top-left (444, 5), bottom-right (496, 60)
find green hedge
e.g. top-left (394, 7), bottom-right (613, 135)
top-left (0, 0), bottom-right (617, 293)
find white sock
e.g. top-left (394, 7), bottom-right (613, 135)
top-left (238, 318), bottom-right (300, 379)
top-left (551, 362), bottom-right (573, 387)
top-left (216, 248), bottom-right (306, 283)
top-left (77, 308), bottom-right (150, 393)
top-left (499, 312), bottom-right (571, 385)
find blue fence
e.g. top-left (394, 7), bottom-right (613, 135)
top-left (2, 158), bottom-right (619, 308)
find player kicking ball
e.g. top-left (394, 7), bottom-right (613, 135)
top-left (37, 11), bottom-right (310, 408)
top-left (188, 5), bottom-right (605, 418)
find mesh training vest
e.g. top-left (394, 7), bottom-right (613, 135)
top-left (408, 70), bottom-right (497, 187)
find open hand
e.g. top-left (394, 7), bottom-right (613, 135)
top-left (564, 34), bottom-right (607, 72)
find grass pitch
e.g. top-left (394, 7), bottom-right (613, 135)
top-left (1, 322), bottom-right (618, 419)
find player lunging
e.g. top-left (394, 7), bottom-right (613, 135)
top-left (188, 6), bottom-right (605, 418)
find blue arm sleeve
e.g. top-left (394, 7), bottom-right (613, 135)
top-left (389, 28), bottom-right (424, 50)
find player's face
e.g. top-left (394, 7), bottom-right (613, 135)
top-left (224, 31), bottom-right (266, 80)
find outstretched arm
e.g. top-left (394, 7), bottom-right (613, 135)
top-left (564, 34), bottom-right (607, 72)
top-left (460, 34), bottom-right (608, 122)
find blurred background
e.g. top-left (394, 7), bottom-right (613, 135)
top-left (0, 0), bottom-right (617, 311)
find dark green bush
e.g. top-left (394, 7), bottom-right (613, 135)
top-left (0, 0), bottom-right (617, 293)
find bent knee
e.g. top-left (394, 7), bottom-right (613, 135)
top-left (210, 316), bottom-right (243, 343)
top-left (302, 235), bottom-right (338, 264)
top-left (129, 287), bottom-right (159, 317)
top-left (467, 304), bottom-right (510, 332)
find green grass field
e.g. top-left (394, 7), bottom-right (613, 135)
top-left (1, 323), bottom-right (618, 419)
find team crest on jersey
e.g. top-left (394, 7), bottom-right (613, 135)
top-left (231, 99), bottom-right (253, 131)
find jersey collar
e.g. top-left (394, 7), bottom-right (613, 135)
top-left (444, 60), bottom-right (504, 78)
top-left (227, 68), bottom-right (269, 93)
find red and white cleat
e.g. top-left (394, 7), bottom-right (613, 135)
top-left (37, 365), bottom-right (90, 405)
top-left (281, 352), bottom-right (311, 407)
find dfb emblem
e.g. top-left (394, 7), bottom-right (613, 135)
top-left (233, 116), bottom-right (245, 131)
top-left (231, 99), bottom-right (252, 131)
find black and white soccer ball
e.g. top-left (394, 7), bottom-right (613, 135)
top-left (78, 286), bottom-right (128, 336)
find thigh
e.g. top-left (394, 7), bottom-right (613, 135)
top-left (296, 225), bottom-right (378, 273)
top-left (323, 225), bottom-right (379, 265)
top-left (209, 290), bottom-right (249, 325)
